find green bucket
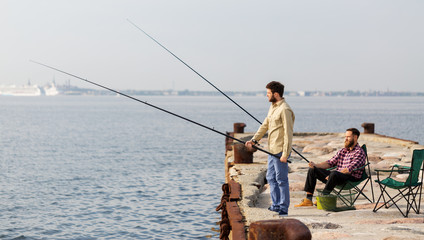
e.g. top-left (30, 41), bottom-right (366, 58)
top-left (316, 194), bottom-right (337, 211)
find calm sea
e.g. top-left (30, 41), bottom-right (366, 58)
top-left (0, 95), bottom-right (423, 239)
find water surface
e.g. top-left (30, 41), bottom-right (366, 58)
top-left (0, 95), bottom-right (422, 239)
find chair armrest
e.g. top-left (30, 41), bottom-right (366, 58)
top-left (375, 165), bottom-right (411, 173)
top-left (352, 163), bottom-right (369, 172)
top-left (393, 164), bottom-right (411, 170)
top-left (375, 169), bottom-right (394, 173)
top-left (375, 165), bottom-right (411, 180)
top-left (393, 165), bottom-right (411, 174)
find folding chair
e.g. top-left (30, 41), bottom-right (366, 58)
top-left (373, 149), bottom-right (424, 217)
top-left (330, 144), bottom-right (375, 207)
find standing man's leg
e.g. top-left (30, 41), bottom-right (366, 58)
top-left (266, 154), bottom-right (280, 212)
top-left (275, 154), bottom-right (290, 214)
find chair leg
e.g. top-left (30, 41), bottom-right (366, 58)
top-left (405, 188), bottom-right (412, 217)
top-left (346, 189), bottom-right (354, 207)
top-left (335, 179), bottom-right (375, 207)
top-left (332, 187), bottom-right (352, 207)
top-left (373, 184), bottom-right (406, 216)
top-left (369, 176), bottom-right (375, 203)
top-left (388, 189), bottom-right (409, 217)
top-left (373, 184), bottom-right (388, 212)
top-left (353, 179), bottom-right (374, 204)
top-left (418, 184), bottom-right (422, 214)
top-left (374, 184), bottom-right (419, 217)
top-left (397, 186), bottom-right (422, 216)
top-left (381, 185), bottom-right (390, 209)
top-left (405, 185), bottom-right (421, 214)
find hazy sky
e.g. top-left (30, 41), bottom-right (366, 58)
top-left (1, 0), bottom-right (423, 92)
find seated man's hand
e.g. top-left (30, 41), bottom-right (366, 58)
top-left (308, 161), bottom-right (315, 168)
top-left (340, 168), bottom-right (350, 174)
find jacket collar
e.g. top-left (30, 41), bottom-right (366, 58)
top-left (272, 98), bottom-right (284, 107)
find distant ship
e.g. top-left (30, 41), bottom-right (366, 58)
top-left (0, 84), bottom-right (42, 96)
top-left (43, 82), bottom-right (59, 96)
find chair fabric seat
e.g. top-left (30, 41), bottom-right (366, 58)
top-left (377, 178), bottom-right (422, 189)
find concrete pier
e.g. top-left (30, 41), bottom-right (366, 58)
top-left (221, 131), bottom-right (424, 240)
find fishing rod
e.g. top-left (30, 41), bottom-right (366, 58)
top-left (127, 20), bottom-right (310, 163)
top-left (30, 60), bottom-right (291, 163)
top-left (126, 19), bottom-right (262, 125)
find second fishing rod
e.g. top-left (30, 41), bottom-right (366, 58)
top-left (30, 60), bottom-right (291, 163)
top-left (128, 19), bottom-right (309, 163)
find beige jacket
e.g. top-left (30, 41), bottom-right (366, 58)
top-left (252, 99), bottom-right (295, 158)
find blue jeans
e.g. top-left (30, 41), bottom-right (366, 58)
top-left (267, 152), bottom-right (290, 212)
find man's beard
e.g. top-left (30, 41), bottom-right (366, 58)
top-left (269, 95), bottom-right (277, 103)
top-left (344, 139), bottom-right (355, 149)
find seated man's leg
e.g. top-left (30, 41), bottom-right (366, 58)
top-left (296, 167), bottom-right (331, 207)
top-left (304, 167), bottom-right (331, 194)
top-left (322, 171), bottom-right (353, 194)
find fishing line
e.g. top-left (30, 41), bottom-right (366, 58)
top-left (127, 20), bottom-right (309, 163)
top-left (30, 60), bottom-right (291, 163)
top-left (126, 19), bottom-right (262, 125)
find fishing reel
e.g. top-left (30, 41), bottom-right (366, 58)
top-left (252, 139), bottom-right (259, 145)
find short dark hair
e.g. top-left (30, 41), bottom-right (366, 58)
top-left (346, 128), bottom-right (360, 138)
top-left (266, 81), bottom-right (285, 97)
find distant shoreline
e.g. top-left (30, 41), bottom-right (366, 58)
top-left (55, 85), bottom-right (424, 97)
top-left (1, 83), bottom-right (423, 97)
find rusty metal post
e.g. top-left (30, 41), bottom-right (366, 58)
top-left (225, 132), bottom-right (234, 152)
top-left (233, 143), bottom-right (254, 163)
top-left (232, 122), bottom-right (255, 163)
top-left (248, 219), bottom-right (312, 240)
top-left (233, 122), bottom-right (246, 133)
top-left (361, 122), bottom-right (375, 134)
top-left (225, 122), bottom-right (245, 153)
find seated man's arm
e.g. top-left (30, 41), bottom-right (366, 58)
top-left (309, 161), bottom-right (331, 169)
top-left (318, 149), bottom-right (342, 170)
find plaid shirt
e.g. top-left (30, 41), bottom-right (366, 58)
top-left (327, 144), bottom-right (366, 179)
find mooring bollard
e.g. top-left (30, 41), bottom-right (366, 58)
top-left (248, 219), bottom-right (312, 240)
top-left (232, 122), bottom-right (255, 163)
top-left (225, 131), bottom-right (234, 152)
top-left (361, 122), bottom-right (375, 134)
top-left (233, 122), bottom-right (246, 133)
top-left (233, 143), bottom-right (254, 163)
top-left (225, 123), bottom-right (246, 153)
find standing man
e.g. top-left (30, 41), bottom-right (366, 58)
top-left (294, 128), bottom-right (366, 207)
top-left (245, 81), bottom-right (295, 216)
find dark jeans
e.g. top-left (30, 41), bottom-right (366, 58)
top-left (304, 167), bottom-right (358, 194)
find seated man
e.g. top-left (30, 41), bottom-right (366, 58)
top-left (295, 128), bottom-right (366, 207)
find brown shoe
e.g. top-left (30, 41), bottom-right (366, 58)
top-left (314, 200), bottom-right (318, 206)
top-left (294, 198), bottom-right (313, 207)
